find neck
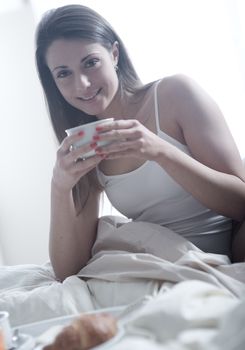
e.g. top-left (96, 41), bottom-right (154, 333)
top-left (99, 89), bottom-right (132, 120)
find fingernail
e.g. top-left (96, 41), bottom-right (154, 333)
top-left (95, 126), bottom-right (103, 131)
top-left (90, 142), bottom-right (97, 149)
top-left (93, 135), bottom-right (100, 141)
top-left (78, 131), bottom-right (84, 136)
top-left (95, 147), bottom-right (102, 153)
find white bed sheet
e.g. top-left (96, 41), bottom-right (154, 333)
top-left (0, 215), bottom-right (245, 349)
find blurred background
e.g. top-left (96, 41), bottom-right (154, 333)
top-left (0, 0), bottom-right (244, 265)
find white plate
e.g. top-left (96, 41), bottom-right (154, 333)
top-left (15, 306), bottom-right (126, 350)
top-left (17, 306), bottom-right (125, 337)
top-left (34, 325), bottom-right (124, 350)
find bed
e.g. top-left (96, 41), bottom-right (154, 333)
top-left (0, 215), bottom-right (245, 349)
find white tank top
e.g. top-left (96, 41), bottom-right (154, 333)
top-left (96, 80), bottom-right (232, 256)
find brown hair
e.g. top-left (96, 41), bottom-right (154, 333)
top-left (35, 4), bottom-right (146, 213)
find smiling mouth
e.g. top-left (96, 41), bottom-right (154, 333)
top-left (78, 88), bottom-right (101, 101)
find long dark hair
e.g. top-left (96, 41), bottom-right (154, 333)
top-left (35, 4), bottom-right (145, 212)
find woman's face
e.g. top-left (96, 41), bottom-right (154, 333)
top-left (45, 38), bottom-right (119, 116)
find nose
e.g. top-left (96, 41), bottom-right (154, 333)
top-left (75, 73), bottom-right (91, 91)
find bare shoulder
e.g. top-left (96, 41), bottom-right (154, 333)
top-left (157, 74), bottom-right (231, 130)
top-left (157, 74), bottom-right (245, 178)
top-left (150, 75), bottom-right (194, 143)
top-left (154, 74), bottom-right (205, 130)
top-left (157, 73), bottom-right (189, 89)
top-left (156, 74), bottom-right (209, 106)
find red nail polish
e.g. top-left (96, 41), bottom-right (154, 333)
top-left (96, 126), bottom-right (103, 131)
top-left (95, 147), bottom-right (102, 153)
top-left (93, 135), bottom-right (100, 141)
top-left (90, 142), bottom-right (97, 149)
top-left (78, 130), bottom-right (84, 136)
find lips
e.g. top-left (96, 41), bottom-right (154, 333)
top-left (78, 88), bottom-right (101, 101)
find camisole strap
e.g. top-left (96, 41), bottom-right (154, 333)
top-left (153, 79), bottom-right (189, 151)
top-left (154, 79), bottom-right (162, 133)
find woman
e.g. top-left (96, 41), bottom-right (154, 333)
top-left (36, 4), bottom-right (245, 281)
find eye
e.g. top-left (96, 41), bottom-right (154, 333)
top-left (56, 70), bottom-right (72, 79)
top-left (84, 57), bottom-right (100, 68)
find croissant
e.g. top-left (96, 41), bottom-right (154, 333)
top-left (43, 312), bottom-right (118, 350)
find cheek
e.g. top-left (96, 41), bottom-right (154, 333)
top-left (101, 67), bottom-right (119, 93)
top-left (56, 84), bottom-right (76, 108)
top-left (56, 82), bottom-right (72, 100)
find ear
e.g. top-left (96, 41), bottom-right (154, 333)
top-left (111, 41), bottom-right (119, 66)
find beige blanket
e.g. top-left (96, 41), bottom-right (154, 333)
top-left (80, 216), bottom-right (245, 296)
top-left (0, 216), bottom-right (245, 349)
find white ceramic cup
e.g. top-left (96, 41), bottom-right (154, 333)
top-left (0, 312), bottom-right (13, 349)
top-left (65, 118), bottom-right (114, 159)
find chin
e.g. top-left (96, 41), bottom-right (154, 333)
top-left (71, 92), bottom-right (115, 116)
top-left (82, 101), bottom-right (113, 117)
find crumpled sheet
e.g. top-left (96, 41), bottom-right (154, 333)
top-left (0, 215), bottom-right (245, 349)
top-left (110, 280), bottom-right (245, 350)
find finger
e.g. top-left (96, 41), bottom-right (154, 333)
top-left (73, 154), bottom-right (105, 175)
top-left (95, 139), bottom-right (142, 155)
top-left (93, 127), bottom-right (143, 143)
top-left (104, 149), bottom-right (138, 160)
top-left (58, 130), bottom-right (86, 155)
top-left (95, 119), bottom-right (139, 133)
top-left (66, 140), bottom-right (99, 163)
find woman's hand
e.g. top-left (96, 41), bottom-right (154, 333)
top-left (52, 132), bottom-right (104, 192)
top-left (93, 119), bottom-right (164, 160)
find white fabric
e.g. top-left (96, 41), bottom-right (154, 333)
top-left (109, 281), bottom-right (245, 350)
top-left (0, 216), bottom-right (245, 349)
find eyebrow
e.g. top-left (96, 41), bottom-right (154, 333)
top-left (51, 53), bottom-right (100, 73)
top-left (52, 65), bottom-right (67, 73)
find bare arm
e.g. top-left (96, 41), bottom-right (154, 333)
top-left (50, 182), bottom-right (100, 281)
top-left (49, 131), bottom-right (104, 281)
top-left (156, 142), bottom-right (245, 221)
top-left (155, 75), bottom-right (245, 221)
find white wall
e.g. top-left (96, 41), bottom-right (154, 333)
top-left (0, 2), bottom-right (56, 265)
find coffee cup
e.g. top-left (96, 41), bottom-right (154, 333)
top-left (65, 118), bottom-right (114, 159)
top-left (0, 312), bottom-right (13, 349)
